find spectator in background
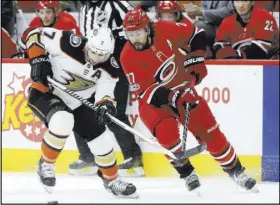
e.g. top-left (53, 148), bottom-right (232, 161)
top-left (254, 0), bottom-right (277, 12)
top-left (156, 1), bottom-right (187, 22)
top-left (1, 27), bottom-right (17, 58)
top-left (185, 0), bottom-right (235, 50)
top-left (20, 0), bottom-right (81, 56)
top-left (155, 1), bottom-right (213, 58)
top-left (1, 1), bottom-right (15, 36)
top-left (137, 1), bottom-right (157, 12)
top-left (59, 1), bottom-right (80, 12)
top-left (213, 0), bottom-right (279, 60)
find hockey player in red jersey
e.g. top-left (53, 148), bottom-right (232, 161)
top-left (156, 1), bottom-right (192, 26)
top-left (214, 0), bottom-right (279, 59)
top-left (20, 0), bottom-right (81, 52)
top-left (120, 6), bottom-right (258, 192)
top-left (155, 1), bottom-right (214, 59)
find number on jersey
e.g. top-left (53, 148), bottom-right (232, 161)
top-left (264, 20), bottom-right (274, 31)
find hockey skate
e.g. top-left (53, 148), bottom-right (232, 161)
top-left (183, 170), bottom-right (201, 193)
top-left (37, 159), bottom-right (56, 193)
top-left (68, 158), bottom-right (98, 176)
top-left (231, 167), bottom-right (259, 193)
top-left (118, 156), bottom-right (145, 177)
top-left (103, 177), bottom-right (139, 198)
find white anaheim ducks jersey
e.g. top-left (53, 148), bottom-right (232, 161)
top-left (25, 27), bottom-right (119, 110)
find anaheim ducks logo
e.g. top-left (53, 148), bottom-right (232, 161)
top-left (60, 70), bottom-right (96, 91)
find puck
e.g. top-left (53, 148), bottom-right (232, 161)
top-left (48, 201), bottom-right (58, 204)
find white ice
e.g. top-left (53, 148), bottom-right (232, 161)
top-left (2, 172), bottom-right (279, 204)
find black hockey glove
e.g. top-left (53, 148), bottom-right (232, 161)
top-left (29, 55), bottom-right (53, 86)
top-left (95, 96), bottom-right (117, 125)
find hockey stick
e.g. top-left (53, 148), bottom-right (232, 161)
top-left (181, 103), bottom-right (207, 157)
top-left (181, 79), bottom-right (207, 157)
top-left (181, 103), bottom-right (190, 154)
top-left (47, 77), bottom-right (205, 165)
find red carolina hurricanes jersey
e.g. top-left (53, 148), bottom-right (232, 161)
top-left (120, 21), bottom-right (203, 105)
top-left (215, 6), bottom-right (279, 59)
top-left (29, 11), bottom-right (81, 35)
top-left (2, 28), bottom-right (17, 58)
top-left (20, 11), bottom-right (81, 50)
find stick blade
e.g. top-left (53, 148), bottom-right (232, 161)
top-left (173, 143), bottom-right (207, 166)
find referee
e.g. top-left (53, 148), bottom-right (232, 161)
top-left (69, 0), bottom-right (145, 177)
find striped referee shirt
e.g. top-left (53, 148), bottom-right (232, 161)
top-left (80, 1), bottom-right (133, 39)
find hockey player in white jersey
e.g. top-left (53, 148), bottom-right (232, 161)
top-left (25, 26), bottom-right (138, 198)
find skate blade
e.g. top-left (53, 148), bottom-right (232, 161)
top-left (236, 184), bottom-right (260, 193)
top-left (41, 182), bottom-right (53, 194)
top-left (68, 166), bottom-right (98, 176)
top-left (193, 187), bottom-right (201, 196)
top-left (114, 192), bottom-right (139, 199)
top-left (38, 175), bottom-right (54, 194)
top-left (118, 167), bottom-right (145, 177)
top-left (249, 184), bottom-right (260, 193)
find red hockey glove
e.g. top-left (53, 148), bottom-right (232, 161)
top-left (168, 79), bottom-right (197, 119)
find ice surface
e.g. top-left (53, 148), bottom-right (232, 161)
top-left (2, 172), bottom-right (279, 204)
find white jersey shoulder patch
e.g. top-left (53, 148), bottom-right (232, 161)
top-left (70, 34), bottom-right (82, 47)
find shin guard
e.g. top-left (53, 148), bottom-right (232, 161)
top-left (88, 130), bottom-right (118, 181)
top-left (189, 97), bottom-right (240, 171)
top-left (155, 117), bottom-right (195, 177)
top-left (41, 111), bottom-right (74, 163)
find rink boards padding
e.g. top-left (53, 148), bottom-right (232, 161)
top-left (262, 65), bottom-right (279, 182)
top-left (1, 59), bottom-right (279, 182)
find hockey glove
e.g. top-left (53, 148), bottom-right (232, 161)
top-left (29, 55), bottom-right (53, 86)
top-left (168, 83), bottom-right (197, 119)
top-left (95, 96), bottom-right (117, 125)
top-left (183, 50), bottom-right (207, 85)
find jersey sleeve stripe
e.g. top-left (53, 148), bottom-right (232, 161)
top-left (232, 38), bottom-right (253, 49)
top-left (251, 40), bottom-right (269, 54)
top-left (255, 39), bottom-right (272, 46)
top-left (213, 41), bottom-right (231, 48)
top-left (189, 27), bottom-right (204, 46)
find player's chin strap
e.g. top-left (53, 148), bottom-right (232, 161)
top-left (47, 76), bottom-right (206, 166)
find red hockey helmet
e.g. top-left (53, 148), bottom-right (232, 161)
top-left (123, 5), bottom-right (150, 31)
top-left (36, 0), bottom-right (59, 10)
top-left (156, 1), bottom-right (184, 13)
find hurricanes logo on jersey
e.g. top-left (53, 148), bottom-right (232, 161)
top-left (154, 54), bottom-right (177, 85)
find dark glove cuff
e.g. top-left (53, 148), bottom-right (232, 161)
top-left (190, 71), bottom-right (200, 85)
top-left (184, 56), bottom-right (205, 68)
top-left (150, 86), bottom-right (171, 108)
top-left (30, 55), bottom-right (52, 86)
top-left (29, 55), bottom-right (50, 65)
